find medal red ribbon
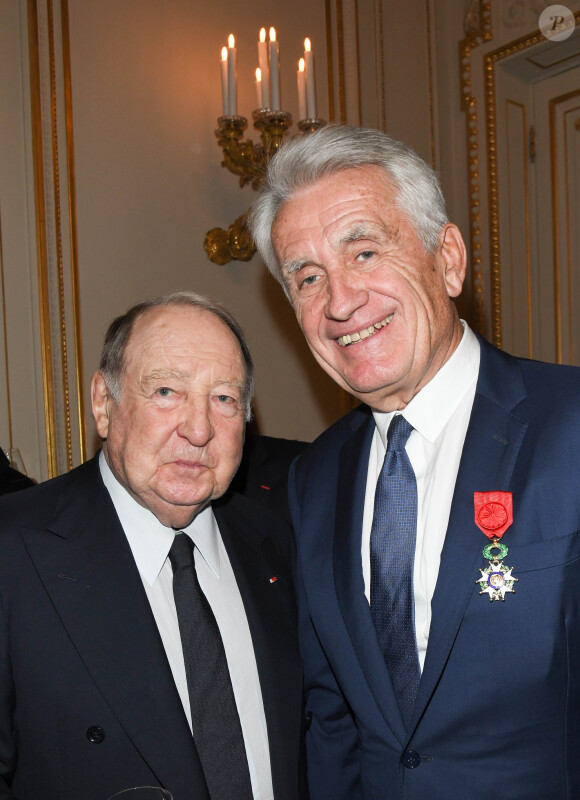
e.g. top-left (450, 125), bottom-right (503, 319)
top-left (474, 491), bottom-right (513, 540)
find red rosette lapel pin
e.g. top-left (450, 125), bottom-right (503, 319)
top-left (473, 491), bottom-right (518, 601)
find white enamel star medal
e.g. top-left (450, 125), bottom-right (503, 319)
top-left (473, 492), bottom-right (518, 602)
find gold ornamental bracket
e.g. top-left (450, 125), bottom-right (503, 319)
top-left (204, 109), bottom-right (325, 265)
top-left (205, 211), bottom-right (255, 265)
top-left (217, 110), bottom-right (294, 190)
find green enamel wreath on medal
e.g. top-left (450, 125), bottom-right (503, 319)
top-left (473, 491), bottom-right (518, 601)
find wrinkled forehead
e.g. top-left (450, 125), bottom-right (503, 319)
top-left (274, 165), bottom-right (397, 225)
top-left (272, 166), bottom-right (402, 256)
top-left (123, 305), bottom-right (246, 380)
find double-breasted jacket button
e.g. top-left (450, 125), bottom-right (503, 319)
top-left (401, 750), bottom-right (421, 769)
top-left (86, 725), bottom-right (106, 743)
top-left (304, 710), bottom-right (313, 729)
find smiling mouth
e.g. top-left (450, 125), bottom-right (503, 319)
top-left (337, 314), bottom-right (394, 347)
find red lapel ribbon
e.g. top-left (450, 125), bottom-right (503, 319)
top-left (474, 491), bottom-right (513, 540)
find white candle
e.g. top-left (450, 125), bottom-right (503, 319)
top-left (258, 28), bottom-right (270, 108)
top-left (220, 46), bottom-right (228, 116)
top-left (269, 27), bottom-right (280, 110)
top-left (255, 68), bottom-right (263, 109)
top-left (304, 37), bottom-right (316, 119)
top-left (297, 58), bottom-right (306, 121)
top-left (227, 33), bottom-right (237, 116)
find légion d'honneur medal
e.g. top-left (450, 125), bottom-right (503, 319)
top-left (473, 491), bottom-right (518, 602)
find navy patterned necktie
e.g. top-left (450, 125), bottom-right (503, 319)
top-left (169, 533), bottom-right (253, 800)
top-left (370, 414), bottom-right (421, 729)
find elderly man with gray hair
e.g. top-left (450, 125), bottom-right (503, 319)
top-left (249, 125), bottom-right (580, 799)
top-left (0, 291), bottom-right (307, 800)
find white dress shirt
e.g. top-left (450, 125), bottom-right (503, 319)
top-left (362, 322), bottom-right (480, 670)
top-left (99, 453), bottom-right (274, 800)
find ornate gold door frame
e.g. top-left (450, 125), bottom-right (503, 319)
top-left (459, 0), bottom-right (580, 348)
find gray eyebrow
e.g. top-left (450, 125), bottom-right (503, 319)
top-left (280, 228), bottom-right (371, 276)
top-left (280, 223), bottom-right (395, 278)
top-left (142, 370), bottom-right (245, 392)
top-left (142, 369), bottom-right (190, 384)
top-left (339, 224), bottom-right (374, 245)
top-left (281, 259), bottom-right (307, 276)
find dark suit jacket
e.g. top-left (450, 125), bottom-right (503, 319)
top-left (228, 434), bottom-right (308, 524)
top-left (290, 335), bottom-right (580, 799)
top-left (0, 450), bottom-right (35, 494)
top-left (0, 455), bottom-right (307, 799)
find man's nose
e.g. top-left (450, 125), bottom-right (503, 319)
top-left (177, 398), bottom-right (214, 446)
top-left (325, 270), bottom-right (369, 321)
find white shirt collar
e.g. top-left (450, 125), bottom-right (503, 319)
top-left (98, 451), bottom-right (221, 585)
top-left (372, 322), bottom-right (480, 446)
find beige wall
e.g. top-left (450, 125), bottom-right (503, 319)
top-left (68, 0), bottom-right (339, 456)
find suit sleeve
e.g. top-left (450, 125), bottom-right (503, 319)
top-left (289, 461), bottom-right (363, 799)
top-left (0, 585), bottom-right (17, 797)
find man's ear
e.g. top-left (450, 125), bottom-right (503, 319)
top-left (439, 224), bottom-right (467, 299)
top-left (91, 371), bottom-right (111, 440)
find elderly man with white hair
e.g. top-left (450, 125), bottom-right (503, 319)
top-left (249, 125), bottom-right (580, 800)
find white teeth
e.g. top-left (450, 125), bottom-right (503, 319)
top-left (337, 314), bottom-right (393, 347)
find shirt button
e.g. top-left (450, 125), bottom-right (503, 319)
top-left (401, 750), bottom-right (421, 769)
top-left (86, 725), bottom-right (106, 744)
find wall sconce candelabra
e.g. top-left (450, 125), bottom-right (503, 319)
top-left (204, 28), bottom-right (325, 266)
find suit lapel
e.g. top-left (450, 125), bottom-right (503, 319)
top-left (332, 410), bottom-right (409, 742)
top-left (21, 458), bottom-right (207, 797)
top-left (215, 495), bottom-right (303, 800)
top-left (413, 339), bottom-right (528, 730)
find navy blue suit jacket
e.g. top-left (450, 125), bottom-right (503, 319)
top-left (0, 455), bottom-right (307, 799)
top-left (290, 335), bottom-right (580, 799)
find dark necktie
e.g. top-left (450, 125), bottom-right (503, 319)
top-left (169, 533), bottom-right (253, 800)
top-left (370, 414), bottom-right (421, 729)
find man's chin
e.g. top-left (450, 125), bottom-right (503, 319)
top-left (146, 490), bottom-right (213, 529)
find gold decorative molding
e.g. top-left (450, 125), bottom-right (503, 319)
top-left (505, 99), bottom-right (533, 357)
top-left (459, 0), bottom-right (493, 114)
top-left (28, 0), bottom-right (58, 476)
top-left (460, 5), bottom-right (580, 348)
top-left (47, 0), bottom-right (73, 470)
top-left (61, 0), bottom-right (86, 463)
top-left (465, 95), bottom-right (486, 336)
top-left (458, 1), bottom-right (492, 339)
top-left (27, 0), bottom-right (86, 476)
top-left (564, 98), bottom-right (580, 361)
top-left (550, 91), bottom-right (562, 363)
top-left (550, 87), bottom-right (580, 364)
top-left (483, 17), bottom-right (580, 351)
top-left (463, 0), bottom-right (493, 41)
top-left (0, 215), bottom-right (13, 450)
